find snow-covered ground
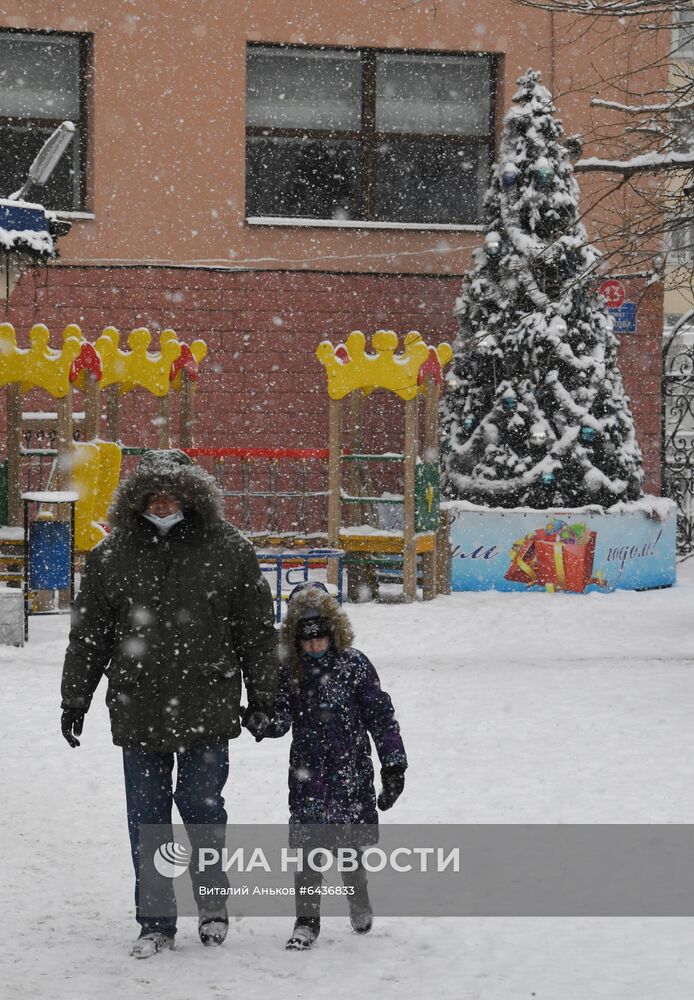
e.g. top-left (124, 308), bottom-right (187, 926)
top-left (2, 564), bottom-right (694, 1000)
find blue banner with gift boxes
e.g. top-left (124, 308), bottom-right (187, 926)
top-left (444, 499), bottom-right (677, 593)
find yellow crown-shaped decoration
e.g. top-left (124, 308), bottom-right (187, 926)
top-left (0, 322), bottom-right (83, 397)
top-left (317, 330), bottom-right (447, 400)
top-left (95, 327), bottom-right (182, 397)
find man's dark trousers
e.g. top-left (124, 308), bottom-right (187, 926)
top-left (123, 742), bottom-right (229, 935)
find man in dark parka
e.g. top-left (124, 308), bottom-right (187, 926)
top-left (60, 450), bottom-right (278, 958)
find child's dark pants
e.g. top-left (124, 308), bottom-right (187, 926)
top-left (295, 848), bottom-right (369, 920)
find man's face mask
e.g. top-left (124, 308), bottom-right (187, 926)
top-left (142, 511), bottom-right (184, 535)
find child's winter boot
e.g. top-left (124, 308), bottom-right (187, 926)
top-left (286, 916), bottom-right (321, 950)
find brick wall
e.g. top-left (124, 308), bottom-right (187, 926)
top-left (615, 279), bottom-right (663, 494)
top-left (2, 264), bottom-right (662, 496)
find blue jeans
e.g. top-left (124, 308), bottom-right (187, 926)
top-left (123, 742), bottom-right (229, 935)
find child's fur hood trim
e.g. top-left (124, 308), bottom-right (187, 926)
top-left (280, 588), bottom-right (354, 674)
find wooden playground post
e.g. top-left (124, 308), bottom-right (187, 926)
top-left (402, 395), bottom-right (418, 601)
top-left (157, 394), bottom-right (171, 449)
top-left (421, 378), bottom-right (440, 600)
top-left (345, 390), bottom-right (362, 528)
top-left (327, 396), bottom-right (342, 587)
top-left (179, 370), bottom-right (196, 447)
top-left (55, 394), bottom-right (73, 497)
top-left (6, 384), bottom-right (22, 526)
top-left (436, 511), bottom-right (452, 596)
top-left (82, 372), bottom-right (100, 441)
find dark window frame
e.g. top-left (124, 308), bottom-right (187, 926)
top-left (0, 27), bottom-right (91, 212)
top-left (246, 42), bottom-right (498, 226)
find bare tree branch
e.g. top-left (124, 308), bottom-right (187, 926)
top-left (511, 0), bottom-right (694, 295)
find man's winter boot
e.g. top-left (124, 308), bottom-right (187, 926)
top-left (285, 916), bottom-right (320, 950)
top-left (131, 930), bottom-right (175, 959)
top-left (199, 914), bottom-right (229, 946)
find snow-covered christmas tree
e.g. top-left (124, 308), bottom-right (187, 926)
top-left (440, 69), bottom-right (644, 509)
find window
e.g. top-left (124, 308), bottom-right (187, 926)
top-left (675, 9), bottom-right (694, 60)
top-left (671, 219), bottom-right (694, 262)
top-left (672, 101), bottom-right (694, 151)
top-left (0, 30), bottom-right (89, 211)
top-left (246, 44), bottom-right (496, 226)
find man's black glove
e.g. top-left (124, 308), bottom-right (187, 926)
top-left (377, 766), bottom-right (405, 811)
top-left (242, 704), bottom-right (271, 742)
top-left (61, 707), bottom-right (85, 748)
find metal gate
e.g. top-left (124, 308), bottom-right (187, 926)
top-left (662, 329), bottom-right (694, 554)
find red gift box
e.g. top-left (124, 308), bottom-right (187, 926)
top-left (534, 530), bottom-right (596, 593)
top-left (505, 533), bottom-right (540, 585)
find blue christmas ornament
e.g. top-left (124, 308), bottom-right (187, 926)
top-left (541, 472), bottom-right (556, 486)
top-left (502, 395), bottom-right (517, 412)
top-left (534, 165), bottom-right (554, 187)
top-left (501, 166), bottom-right (518, 188)
top-left (463, 415), bottom-right (476, 432)
top-left (580, 426), bottom-right (597, 443)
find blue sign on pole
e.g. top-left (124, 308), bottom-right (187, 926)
top-left (29, 521), bottom-right (71, 590)
top-left (610, 302), bottom-right (637, 334)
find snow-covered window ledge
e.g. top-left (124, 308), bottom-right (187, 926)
top-left (50, 211), bottom-right (95, 222)
top-left (246, 215), bottom-right (484, 233)
top-left (246, 216), bottom-right (483, 233)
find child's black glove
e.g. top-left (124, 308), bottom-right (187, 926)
top-left (377, 766), bottom-right (405, 810)
top-left (61, 707), bottom-right (85, 748)
top-left (242, 704), bottom-right (271, 742)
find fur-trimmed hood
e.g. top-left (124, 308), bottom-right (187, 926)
top-left (280, 587), bottom-right (354, 676)
top-left (108, 450), bottom-right (224, 533)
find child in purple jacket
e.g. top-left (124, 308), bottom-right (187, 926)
top-left (257, 582), bottom-right (407, 950)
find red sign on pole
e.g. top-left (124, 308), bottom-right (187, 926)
top-left (598, 279), bottom-right (626, 309)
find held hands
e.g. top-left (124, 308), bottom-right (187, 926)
top-left (61, 708), bottom-right (85, 748)
top-left (242, 704), bottom-right (271, 742)
top-left (377, 766), bottom-right (406, 811)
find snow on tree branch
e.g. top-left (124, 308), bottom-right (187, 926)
top-left (576, 149), bottom-right (694, 175)
top-left (513, 0), bottom-right (691, 17)
top-left (591, 96), bottom-right (694, 114)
